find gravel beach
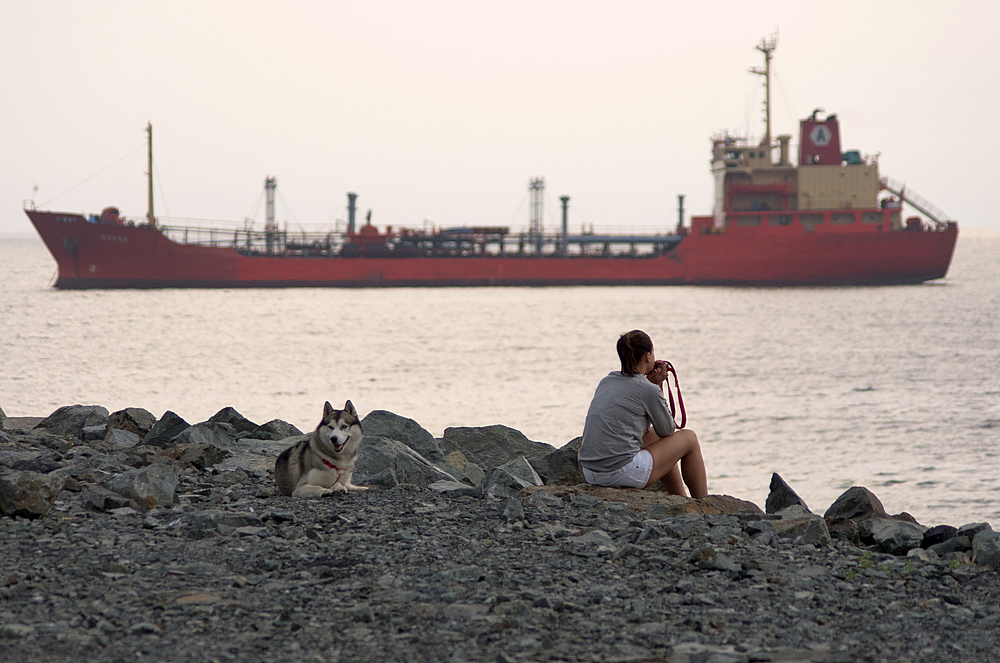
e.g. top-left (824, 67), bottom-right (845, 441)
top-left (2, 405), bottom-right (999, 662)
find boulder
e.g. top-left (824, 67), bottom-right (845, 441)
top-left (765, 473), bottom-right (810, 514)
top-left (362, 410), bottom-right (445, 463)
top-left (0, 470), bottom-right (66, 518)
top-left (857, 517), bottom-right (897, 545)
top-left (34, 405), bottom-right (109, 440)
top-left (529, 437), bottom-right (584, 486)
top-left (921, 524), bottom-right (958, 549)
top-left (178, 443), bottom-right (233, 470)
top-left (826, 518), bottom-right (860, 545)
top-left (439, 425), bottom-right (552, 471)
top-left (353, 436), bottom-right (455, 489)
top-left (105, 428), bottom-right (142, 450)
top-left (498, 456), bottom-right (542, 486)
top-left (957, 522), bottom-right (992, 539)
top-left (772, 516), bottom-right (832, 547)
top-left (143, 411), bottom-right (191, 448)
top-left (972, 530), bottom-right (1000, 569)
top-left (823, 486), bottom-right (887, 522)
top-left (107, 407), bottom-right (157, 438)
top-left (483, 459), bottom-right (543, 501)
top-left (208, 407), bottom-right (259, 434)
top-left (249, 419), bottom-right (303, 441)
top-left (103, 462), bottom-right (178, 510)
top-left (81, 483), bottom-right (135, 512)
top-left (928, 536), bottom-right (972, 557)
top-left (170, 422), bottom-right (240, 450)
top-left (444, 450), bottom-right (485, 486)
top-left (523, 484), bottom-right (763, 517)
top-left (870, 520), bottom-right (926, 556)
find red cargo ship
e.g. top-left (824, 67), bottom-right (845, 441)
top-left (25, 38), bottom-right (957, 288)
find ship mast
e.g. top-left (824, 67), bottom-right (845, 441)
top-left (146, 122), bottom-right (156, 227)
top-left (749, 33), bottom-right (777, 149)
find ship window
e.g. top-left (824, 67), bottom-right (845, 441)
top-left (768, 215), bottom-right (793, 226)
top-left (889, 211), bottom-right (901, 229)
top-left (737, 215), bottom-right (762, 227)
top-left (831, 213), bottom-right (855, 225)
top-left (861, 212), bottom-right (883, 224)
top-left (800, 214), bottom-right (823, 232)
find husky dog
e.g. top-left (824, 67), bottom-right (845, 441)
top-left (274, 401), bottom-right (369, 497)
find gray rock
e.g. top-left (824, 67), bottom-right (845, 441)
top-left (922, 524), bottom-right (958, 548)
top-left (972, 530), bottom-right (1000, 569)
top-left (777, 504), bottom-right (812, 519)
top-left (170, 422), bottom-right (240, 450)
top-left (354, 435), bottom-right (455, 489)
top-left (248, 419), bottom-right (303, 441)
top-left (143, 411), bottom-right (191, 447)
top-left (182, 510), bottom-right (264, 538)
top-left (483, 466), bottom-right (536, 501)
top-left (870, 519), bottom-right (926, 555)
top-left (957, 522), bottom-right (992, 539)
top-left (105, 428), bottom-right (142, 450)
top-left (529, 437), bottom-right (583, 486)
top-left (526, 490), bottom-right (564, 509)
top-left (773, 516), bottom-right (832, 546)
top-left (362, 410), bottom-right (444, 463)
top-left (928, 536), bottom-right (972, 557)
top-left (81, 483), bottom-right (135, 511)
top-left (208, 407), bottom-right (259, 434)
top-left (570, 529), bottom-right (616, 552)
top-left (857, 517), bottom-right (898, 544)
top-left (826, 518), bottom-right (860, 545)
top-left (906, 547), bottom-right (934, 562)
top-left (179, 443), bottom-right (232, 470)
top-left (766, 472), bottom-right (810, 514)
top-left (439, 425), bottom-right (552, 472)
top-left (498, 455), bottom-right (543, 486)
top-left (444, 450), bottom-right (485, 486)
top-left (0, 470), bottom-right (66, 518)
top-left (104, 463), bottom-right (178, 510)
top-left (107, 407), bottom-right (157, 437)
top-left (427, 480), bottom-right (481, 497)
top-left (35, 405), bottom-right (110, 440)
top-left (501, 496), bottom-right (525, 522)
top-left (823, 486), bottom-right (887, 522)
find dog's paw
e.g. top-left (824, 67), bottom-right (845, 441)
top-left (292, 485), bottom-right (334, 498)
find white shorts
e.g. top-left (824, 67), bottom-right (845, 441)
top-left (582, 450), bottom-right (653, 489)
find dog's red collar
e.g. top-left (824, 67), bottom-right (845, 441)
top-left (321, 458), bottom-right (342, 471)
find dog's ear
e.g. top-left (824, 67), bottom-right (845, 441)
top-left (323, 401), bottom-right (334, 418)
top-left (344, 400), bottom-right (357, 418)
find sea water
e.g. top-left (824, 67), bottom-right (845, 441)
top-left (1, 231), bottom-right (997, 526)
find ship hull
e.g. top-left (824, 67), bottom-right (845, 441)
top-left (25, 210), bottom-right (958, 289)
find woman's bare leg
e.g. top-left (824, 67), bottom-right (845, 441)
top-left (642, 429), bottom-right (708, 498)
top-left (661, 462), bottom-right (686, 496)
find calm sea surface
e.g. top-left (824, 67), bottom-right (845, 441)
top-left (1, 231), bottom-right (998, 526)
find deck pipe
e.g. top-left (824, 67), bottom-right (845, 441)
top-left (347, 193), bottom-right (358, 234)
top-left (560, 196), bottom-right (570, 257)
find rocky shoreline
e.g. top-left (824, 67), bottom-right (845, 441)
top-left (1, 404), bottom-right (999, 662)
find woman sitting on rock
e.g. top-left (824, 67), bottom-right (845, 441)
top-left (578, 330), bottom-right (708, 497)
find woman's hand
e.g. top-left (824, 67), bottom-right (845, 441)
top-left (646, 361), bottom-right (667, 386)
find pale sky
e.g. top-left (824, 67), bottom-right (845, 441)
top-left (2, 1), bottom-right (997, 237)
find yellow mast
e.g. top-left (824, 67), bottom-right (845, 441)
top-left (146, 122), bottom-right (156, 227)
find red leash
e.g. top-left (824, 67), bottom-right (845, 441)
top-left (656, 360), bottom-right (687, 429)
